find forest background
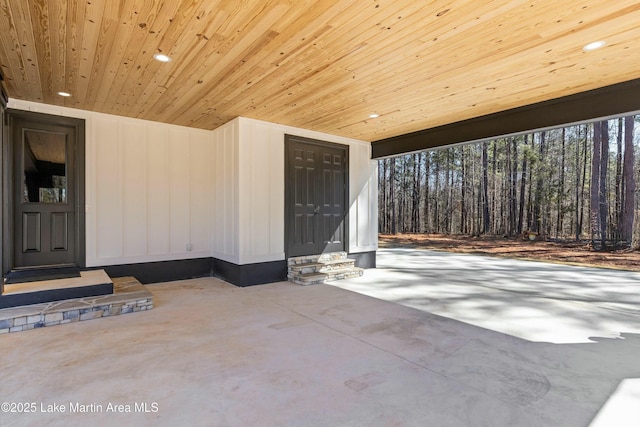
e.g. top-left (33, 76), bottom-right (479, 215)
top-left (378, 115), bottom-right (639, 252)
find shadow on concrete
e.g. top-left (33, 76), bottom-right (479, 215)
top-left (328, 248), bottom-right (640, 425)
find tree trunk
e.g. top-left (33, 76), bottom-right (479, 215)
top-left (461, 146), bottom-right (467, 234)
top-left (412, 153), bottom-right (421, 232)
top-left (579, 126), bottom-right (589, 240)
top-left (574, 127), bottom-right (581, 240)
top-left (471, 146), bottom-right (478, 235)
top-left (533, 132), bottom-right (546, 234)
top-left (510, 137), bottom-right (518, 236)
top-left (590, 122), bottom-right (602, 248)
top-left (482, 142), bottom-right (490, 233)
top-left (504, 139), bottom-right (511, 235)
top-left (444, 150), bottom-right (451, 233)
top-left (556, 128), bottom-right (565, 238)
top-left (423, 152), bottom-right (431, 233)
top-left (390, 157), bottom-right (396, 235)
top-left (518, 135), bottom-right (528, 234)
top-left (379, 159), bottom-right (386, 233)
top-left (614, 118), bottom-right (623, 245)
top-left (434, 155), bottom-right (440, 233)
top-left (599, 121), bottom-right (609, 249)
top-left (400, 156), bottom-right (405, 233)
top-left (622, 116), bottom-right (636, 245)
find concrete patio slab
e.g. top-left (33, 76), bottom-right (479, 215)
top-left (1, 251), bottom-right (639, 426)
top-left (334, 248), bottom-right (640, 344)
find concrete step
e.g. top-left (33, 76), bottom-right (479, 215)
top-left (1, 270), bottom-right (114, 310)
top-left (290, 267), bottom-right (364, 286)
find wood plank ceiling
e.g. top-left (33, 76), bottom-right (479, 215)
top-left (1, 0), bottom-right (639, 142)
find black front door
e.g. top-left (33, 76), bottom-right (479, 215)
top-left (285, 135), bottom-right (348, 257)
top-left (9, 111), bottom-right (84, 269)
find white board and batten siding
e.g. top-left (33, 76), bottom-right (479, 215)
top-left (210, 119), bottom-right (240, 264)
top-left (8, 100), bottom-right (212, 267)
top-left (8, 101), bottom-right (378, 268)
top-left (210, 117), bottom-right (378, 265)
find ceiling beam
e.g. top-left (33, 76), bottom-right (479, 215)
top-left (371, 78), bottom-right (640, 159)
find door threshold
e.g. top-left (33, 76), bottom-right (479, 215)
top-left (4, 266), bottom-right (81, 285)
top-left (10, 263), bottom-right (77, 271)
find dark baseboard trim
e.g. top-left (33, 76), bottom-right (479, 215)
top-left (348, 251), bottom-right (377, 269)
top-left (82, 253), bottom-right (372, 288)
top-left (94, 257), bottom-right (287, 287)
top-left (213, 258), bottom-right (288, 287)
top-left (0, 282), bottom-right (113, 309)
top-left (0, 252), bottom-right (376, 308)
top-left (99, 258), bottom-right (214, 285)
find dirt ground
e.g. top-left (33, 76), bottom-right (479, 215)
top-left (379, 233), bottom-right (640, 272)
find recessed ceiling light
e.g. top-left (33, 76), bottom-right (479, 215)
top-left (153, 53), bottom-right (172, 62)
top-left (57, 91), bottom-right (72, 97)
top-left (369, 113), bottom-right (379, 119)
top-left (583, 40), bottom-right (606, 51)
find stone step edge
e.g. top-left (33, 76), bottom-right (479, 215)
top-left (288, 259), bottom-right (356, 272)
top-left (290, 271), bottom-right (364, 286)
top-left (0, 278), bottom-right (153, 334)
top-left (289, 266), bottom-right (362, 278)
top-left (288, 265), bottom-right (357, 277)
top-left (287, 252), bottom-right (348, 265)
top-left (0, 298), bottom-right (153, 334)
top-left (289, 267), bottom-right (364, 285)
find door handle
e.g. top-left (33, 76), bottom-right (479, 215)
top-left (314, 206), bottom-right (320, 214)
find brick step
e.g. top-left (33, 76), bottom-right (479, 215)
top-left (289, 267), bottom-right (364, 286)
top-left (288, 259), bottom-right (356, 274)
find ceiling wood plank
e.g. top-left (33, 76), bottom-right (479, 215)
top-left (109, 0), bottom-right (182, 114)
top-left (63, 0), bottom-right (86, 107)
top-left (73, 0), bottom-right (108, 106)
top-left (48, 0), bottom-right (68, 104)
top-left (101, 1), bottom-right (161, 112)
top-left (3, 0), bottom-right (44, 101)
top-left (26, 0), bottom-right (53, 103)
top-left (2, 0), bottom-right (640, 141)
top-left (371, 79), bottom-right (640, 158)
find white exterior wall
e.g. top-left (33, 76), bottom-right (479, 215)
top-left (8, 100), bottom-right (212, 267)
top-left (210, 119), bottom-right (240, 264)
top-left (8, 101), bottom-right (377, 268)
top-left (349, 140), bottom-right (379, 252)
top-left (236, 117), bottom-right (378, 264)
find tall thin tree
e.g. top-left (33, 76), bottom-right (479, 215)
top-left (599, 121), bottom-right (610, 248)
top-left (622, 116), bottom-right (636, 246)
top-left (614, 118), bottom-right (624, 245)
top-left (482, 142), bottom-right (490, 233)
top-left (590, 122), bottom-right (602, 248)
top-left (517, 135), bottom-right (528, 234)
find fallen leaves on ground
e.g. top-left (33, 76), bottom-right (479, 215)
top-left (379, 233), bottom-right (640, 272)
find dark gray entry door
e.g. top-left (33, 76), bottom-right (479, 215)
top-left (285, 135), bottom-right (348, 257)
top-left (11, 114), bottom-right (82, 269)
